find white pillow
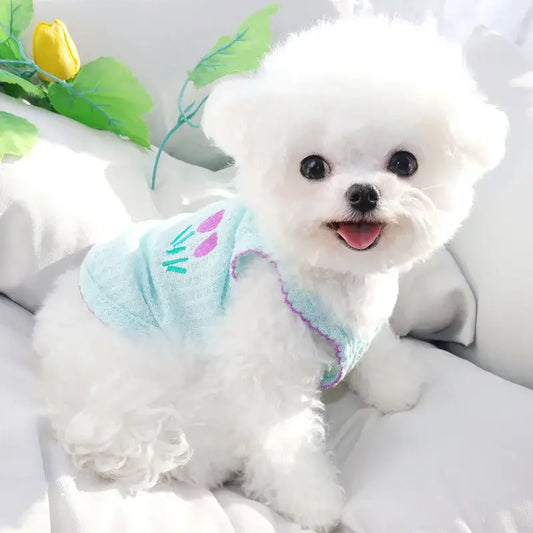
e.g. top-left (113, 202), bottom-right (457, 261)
top-left (0, 94), bottom-right (231, 311)
top-left (392, 248), bottom-right (476, 346)
top-left (447, 28), bottom-right (533, 387)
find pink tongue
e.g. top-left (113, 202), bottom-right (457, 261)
top-left (337, 222), bottom-right (382, 250)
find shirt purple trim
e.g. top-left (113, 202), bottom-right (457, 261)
top-left (230, 249), bottom-right (344, 389)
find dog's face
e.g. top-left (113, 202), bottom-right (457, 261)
top-left (203, 16), bottom-right (507, 274)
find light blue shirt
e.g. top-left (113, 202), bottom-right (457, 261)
top-left (79, 200), bottom-right (373, 388)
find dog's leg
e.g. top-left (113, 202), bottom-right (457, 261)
top-left (242, 407), bottom-right (344, 530)
top-left (34, 270), bottom-right (192, 489)
top-left (55, 375), bottom-right (192, 488)
top-left (347, 322), bottom-right (423, 413)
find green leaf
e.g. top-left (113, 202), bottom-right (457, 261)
top-left (0, 36), bottom-right (23, 61)
top-left (0, 110), bottom-right (37, 161)
top-left (0, 0), bottom-right (34, 39)
top-left (1, 82), bottom-right (25, 98)
top-left (47, 57), bottom-right (153, 148)
top-left (0, 68), bottom-right (44, 97)
top-left (188, 2), bottom-right (278, 88)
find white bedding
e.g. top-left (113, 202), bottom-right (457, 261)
top-left (2, 295), bottom-right (533, 533)
top-left (0, 297), bottom-right (49, 533)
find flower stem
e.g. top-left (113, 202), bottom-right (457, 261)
top-left (178, 79), bottom-right (197, 128)
top-left (0, 59), bottom-right (27, 65)
top-left (151, 31), bottom-right (249, 190)
top-left (150, 99), bottom-right (206, 190)
top-left (151, 119), bottom-right (185, 190)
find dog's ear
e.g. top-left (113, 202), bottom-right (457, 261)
top-left (202, 77), bottom-right (262, 162)
top-left (452, 101), bottom-right (508, 176)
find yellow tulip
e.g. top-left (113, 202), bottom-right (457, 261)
top-left (33, 19), bottom-right (80, 81)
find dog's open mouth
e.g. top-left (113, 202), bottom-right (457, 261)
top-left (328, 221), bottom-right (384, 250)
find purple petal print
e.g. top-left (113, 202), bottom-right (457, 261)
top-left (194, 232), bottom-right (218, 258)
top-left (197, 210), bottom-right (225, 233)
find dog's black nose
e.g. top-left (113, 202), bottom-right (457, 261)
top-left (346, 184), bottom-right (380, 214)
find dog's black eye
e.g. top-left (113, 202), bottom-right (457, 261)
top-left (300, 155), bottom-right (331, 180)
top-left (387, 151), bottom-right (418, 178)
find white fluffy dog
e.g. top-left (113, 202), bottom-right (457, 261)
top-left (33, 6), bottom-right (507, 531)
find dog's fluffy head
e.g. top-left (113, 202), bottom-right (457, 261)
top-left (202, 15), bottom-right (507, 274)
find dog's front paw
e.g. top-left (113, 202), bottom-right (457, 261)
top-left (349, 340), bottom-right (423, 413)
top-left (244, 447), bottom-right (344, 531)
top-left (363, 360), bottom-right (422, 413)
top-left (282, 480), bottom-right (344, 531)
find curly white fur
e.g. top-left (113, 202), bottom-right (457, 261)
top-left (34, 13), bottom-right (506, 531)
